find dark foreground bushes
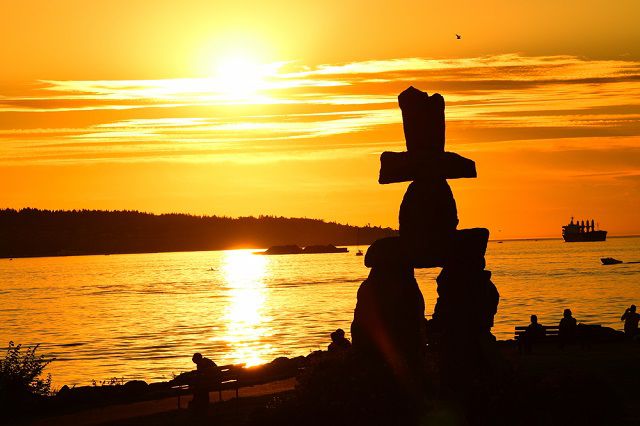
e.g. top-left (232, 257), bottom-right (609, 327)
top-left (0, 342), bottom-right (52, 416)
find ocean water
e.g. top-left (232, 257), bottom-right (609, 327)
top-left (1, 237), bottom-right (639, 387)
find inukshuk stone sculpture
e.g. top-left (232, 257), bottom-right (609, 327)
top-left (351, 86), bottom-right (499, 391)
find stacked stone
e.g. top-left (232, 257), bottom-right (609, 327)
top-left (351, 86), bottom-right (498, 387)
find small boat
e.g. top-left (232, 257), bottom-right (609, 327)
top-left (355, 228), bottom-right (364, 256)
top-left (601, 257), bottom-right (623, 265)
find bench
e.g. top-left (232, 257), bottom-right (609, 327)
top-left (514, 325), bottom-right (559, 341)
top-left (514, 325), bottom-right (560, 353)
top-left (217, 363), bottom-right (245, 400)
top-left (514, 324), bottom-right (605, 352)
top-left (172, 363), bottom-right (246, 409)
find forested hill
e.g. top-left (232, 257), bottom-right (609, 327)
top-left (0, 208), bottom-right (397, 258)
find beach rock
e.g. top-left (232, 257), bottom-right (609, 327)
top-left (399, 179), bottom-right (458, 268)
top-left (398, 86), bottom-right (445, 152)
top-left (576, 324), bottom-right (625, 343)
top-left (242, 356), bottom-right (301, 384)
top-left (147, 381), bottom-right (171, 392)
top-left (122, 380), bottom-right (148, 396)
top-left (351, 264), bottom-right (426, 382)
top-left (379, 151), bottom-right (476, 184)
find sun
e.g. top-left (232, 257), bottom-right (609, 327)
top-left (211, 53), bottom-right (274, 100)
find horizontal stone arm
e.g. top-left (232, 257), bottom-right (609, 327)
top-left (378, 151), bottom-right (477, 184)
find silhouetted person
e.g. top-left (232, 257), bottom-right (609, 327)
top-left (521, 315), bottom-right (544, 353)
top-left (527, 315), bottom-right (544, 337)
top-left (328, 328), bottom-right (351, 352)
top-left (559, 308), bottom-right (577, 347)
top-left (621, 305), bottom-right (640, 337)
top-left (189, 353), bottom-right (219, 411)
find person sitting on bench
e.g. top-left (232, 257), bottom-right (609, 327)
top-left (189, 353), bottom-right (220, 411)
top-left (559, 308), bottom-right (577, 347)
top-left (521, 315), bottom-right (544, 353)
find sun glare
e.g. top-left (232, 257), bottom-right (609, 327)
top-left (211, 54), bottom-right (274, 100)
top-left (220, 250), bottom-right (271, 366)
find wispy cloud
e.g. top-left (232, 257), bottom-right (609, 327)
top-left (1, 54), bottom-right (639, 164)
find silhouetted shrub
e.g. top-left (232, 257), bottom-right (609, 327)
top-left (0, 341), bottom-right (53, 411)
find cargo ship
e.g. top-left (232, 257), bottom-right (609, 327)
top-left (562, 217), bottom-right (607, 242)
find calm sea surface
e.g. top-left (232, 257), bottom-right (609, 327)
top-left (2, 237), bottom-right (639, 387)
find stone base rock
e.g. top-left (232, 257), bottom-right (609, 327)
top-left (351, 262), bottom-right (426, 383)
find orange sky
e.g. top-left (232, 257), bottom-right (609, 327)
top-left (1, 1), bottom-right (639, 239)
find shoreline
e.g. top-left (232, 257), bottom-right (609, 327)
top-left (45, 324), bottom-right (625, 388)
top-left (3, 234), bottom-right (639, 260)
top-left (20, 338), bottom-right (640, 426)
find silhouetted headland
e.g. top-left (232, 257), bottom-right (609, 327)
top-left (0, 208), bottom-right (395, 258)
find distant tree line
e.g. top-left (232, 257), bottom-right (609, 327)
top-left (0, 208), bottom-right (397, 258)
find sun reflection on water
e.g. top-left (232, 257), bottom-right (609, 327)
top-left (218, 250), bottom-right (271, 366)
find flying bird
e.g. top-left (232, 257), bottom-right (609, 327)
top-left (456, 34), bottom-right (462, 39)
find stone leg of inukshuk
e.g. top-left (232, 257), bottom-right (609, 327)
top-left (351, 238), bottom-right (425, 386)
top-left (351, 86), bottom-right (499, 391)
top-left (432, 229), bottom-right (500, 392)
